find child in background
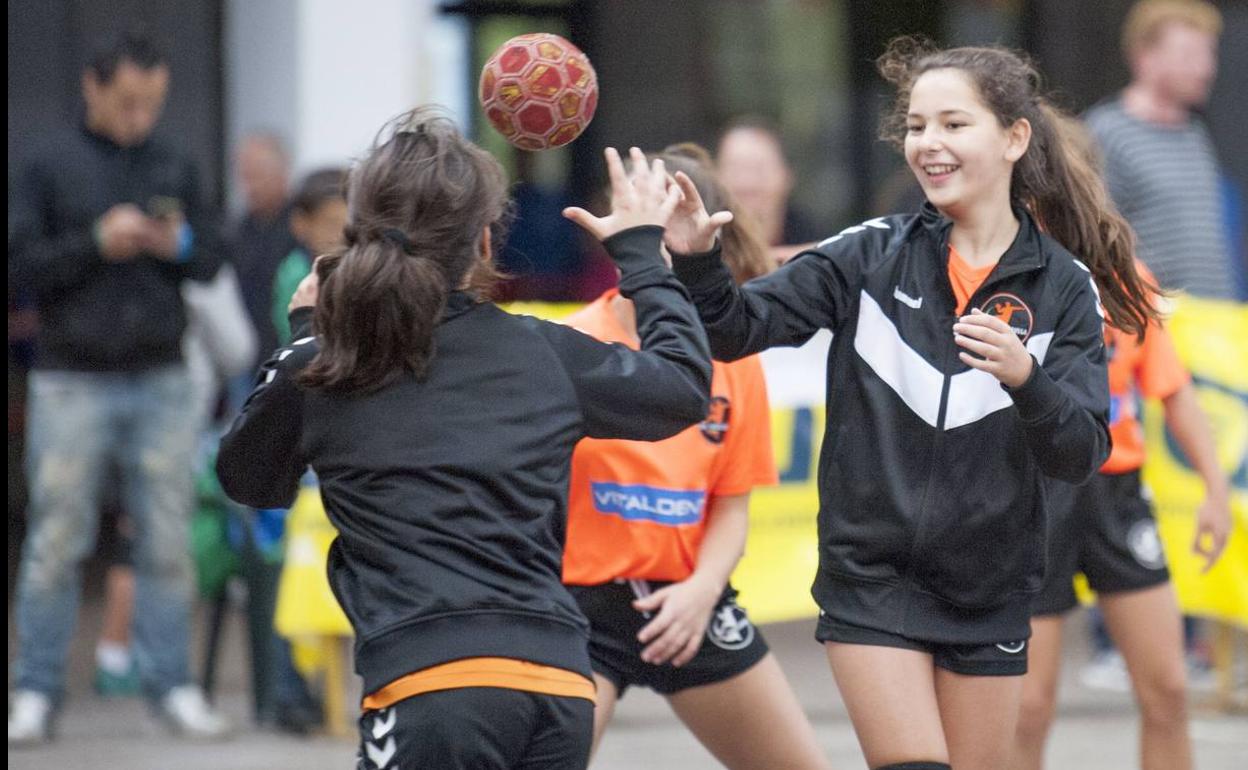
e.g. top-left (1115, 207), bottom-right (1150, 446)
top-left (272, 168), bottom-right (347, 345)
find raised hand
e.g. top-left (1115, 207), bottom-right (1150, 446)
top-left (562, 147), bottom-right (683, 242)
top-left (663, 170), bottom-right (734, 256)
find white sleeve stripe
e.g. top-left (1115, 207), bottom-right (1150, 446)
top-left (817, 218), bottom-right (891, 248)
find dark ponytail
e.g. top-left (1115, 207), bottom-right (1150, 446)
top-left (299, 107), bottom-right (510, 395)
top-left (878, 37), bottom-right (1161, 338)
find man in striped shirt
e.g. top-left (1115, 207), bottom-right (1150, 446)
top-left (1085, 0), bottom-right (1236, 300)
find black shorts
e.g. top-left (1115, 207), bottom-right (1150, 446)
top-left (1033, 470), bottom-right (1170, 616)
top-left (356, 687), bottom-right (592, 770)
top-left (567, 580), bottom-right (769, 697)
top-left (816, 613), bottom-right (1029, 676)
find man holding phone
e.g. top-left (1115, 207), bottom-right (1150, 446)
top-left (8, 30), bottom-right (228, 745)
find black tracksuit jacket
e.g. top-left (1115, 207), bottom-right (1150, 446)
top-left (216, 226), bottom-right (711, 694)
top-left (9, 124), bottom-right (221, 371)
top-left (672, 204), bottom-right (1111, 643)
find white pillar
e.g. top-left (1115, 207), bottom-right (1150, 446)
top-left (224, 0), bottom-right (470, 209)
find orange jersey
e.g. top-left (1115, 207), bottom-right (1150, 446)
top-left (561, 290), bottom-right (778, 585)
top-left (1102, 265), bottom-right (1189, 473)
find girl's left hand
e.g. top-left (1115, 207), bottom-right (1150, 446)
top-left (663, 171), bottom-right (734, 256)
top-left (954, 308), bottom-right (1033, 388)
top-left (1192, 490), bottom-right (1231, 573)
top-left (633, 576), bottom-right (722, 667)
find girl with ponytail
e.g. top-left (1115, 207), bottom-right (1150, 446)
top-left (217, 108), bottom-right (713, 768)
top-left (667, 37), bottom-right (1156, 770)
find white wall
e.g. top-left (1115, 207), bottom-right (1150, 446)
top-left (225, 0), bottom-right (471, 211)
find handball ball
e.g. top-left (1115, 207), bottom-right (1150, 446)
top-left (479, 33), bottom-right (598, 151)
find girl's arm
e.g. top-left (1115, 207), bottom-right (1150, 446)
top-left (632, 493), bottom-right (750, 667)
top-left (215, 308), bottom-right (314, 509)
top-left (670, 221), bottom-right (891, 362)
top-left (1162, 383), bottom-right (1232, 571)
top-left (543, 148), bottom-right (712, 441)
top-left (536, 224), bottom-right (711, 441)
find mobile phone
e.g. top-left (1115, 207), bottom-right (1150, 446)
top-left (147, 196), bottom-right (184, 221)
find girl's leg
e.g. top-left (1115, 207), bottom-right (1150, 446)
top-left (933, 666), bottom-right (1024, 770)
top-left (825, 642), bottom-right (948, 768)
top-left (588, 672), bottom-right (620, 759)
top-left (667, 652), bottom-right (831, 769)
top-left (1100, 584), bottom-right (1192, 770)
top-left (1010, 615), bottom-right (1066, 770)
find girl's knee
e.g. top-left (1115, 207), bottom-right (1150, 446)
top-left (1136, 666), bottom-right (1189, 727)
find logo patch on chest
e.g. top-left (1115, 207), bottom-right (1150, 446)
top-left (980, 293), bottom-right (1034, 343)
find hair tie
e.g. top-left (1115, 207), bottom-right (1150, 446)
top-left (381, 228), bottom-right (417, 254)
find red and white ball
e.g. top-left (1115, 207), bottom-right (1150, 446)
top-left (479, 33), bottom-right (598, 151)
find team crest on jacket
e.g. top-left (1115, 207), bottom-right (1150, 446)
top-left (700, 396), bottom-right (731, 444)
top-left (981, 293), bottom-right (1034, 342)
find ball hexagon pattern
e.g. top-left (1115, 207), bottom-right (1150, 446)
top-left (479, 33), bottom-right (598, 150)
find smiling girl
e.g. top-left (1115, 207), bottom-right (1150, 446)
top-left (666, 37), bottom-right (1159, 770)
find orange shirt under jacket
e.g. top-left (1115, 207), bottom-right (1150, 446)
top-left (1101, 264), bottom-right (1189, 473)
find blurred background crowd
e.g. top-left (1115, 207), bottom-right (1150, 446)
top-left (7, 0), bottom-right (1246, 766)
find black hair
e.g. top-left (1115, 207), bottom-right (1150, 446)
top-left (292, 168), bottom-right (347, 215)
top-left (87, 29), bottom-right (170, 84)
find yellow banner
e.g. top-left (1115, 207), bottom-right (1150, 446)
top-left (1140, 297), bottom-right (1248, 627)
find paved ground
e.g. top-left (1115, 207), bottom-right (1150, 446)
top-left (8, 600), bottom-right (1247, 769)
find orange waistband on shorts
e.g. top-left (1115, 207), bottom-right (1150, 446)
top-left (361, 657), bottom-right (596, 711)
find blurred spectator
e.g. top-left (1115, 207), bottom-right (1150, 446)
top-left (716, 118), bottom-right (823, 258)
top-left (1084, 0), bottom-right (1235, 299)
top-left (494, 150), bottom-right (586, 301)
top-left (272, 168), bottom-right (347, 345)
top-left (182, 249), bottom-right (258, 427)
top-left (242, 167), bottom-right (346, 735)
top-left (7, 30), bottom-right (229, 745)
top-left (229, 132), bottom-right (299, 364)
top-left (90, 218), bottom-right (258, 701)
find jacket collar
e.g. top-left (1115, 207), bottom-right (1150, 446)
top-left (918, 200), bottom-right (1046, 277)
top-left (443, 290), bottom-right (479, 321)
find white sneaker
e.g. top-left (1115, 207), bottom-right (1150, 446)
top-left (158, 685), bottom-right (231, 740)
top-left (1078, 650), bottom-right (1131, 693)
top-left (8, 690), bottom-right (54, 747)
top-left (1186, 653), bottom-right (1218, 693)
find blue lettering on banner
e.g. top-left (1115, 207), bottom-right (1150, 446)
top-left (779, 407), bottom-right (814, 483)
top-left (590, 483), bottom-right (706, 526)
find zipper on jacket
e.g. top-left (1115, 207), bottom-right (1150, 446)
top-left (901, 229), bottom-right (957, 593)
top-left (901, 225), bottom-right (1046, 594)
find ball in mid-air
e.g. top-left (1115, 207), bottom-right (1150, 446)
top-left (479, 33), bottom-right (598, 151)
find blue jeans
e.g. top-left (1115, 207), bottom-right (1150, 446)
top-left (14, 366), bottom-right (196, 702)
